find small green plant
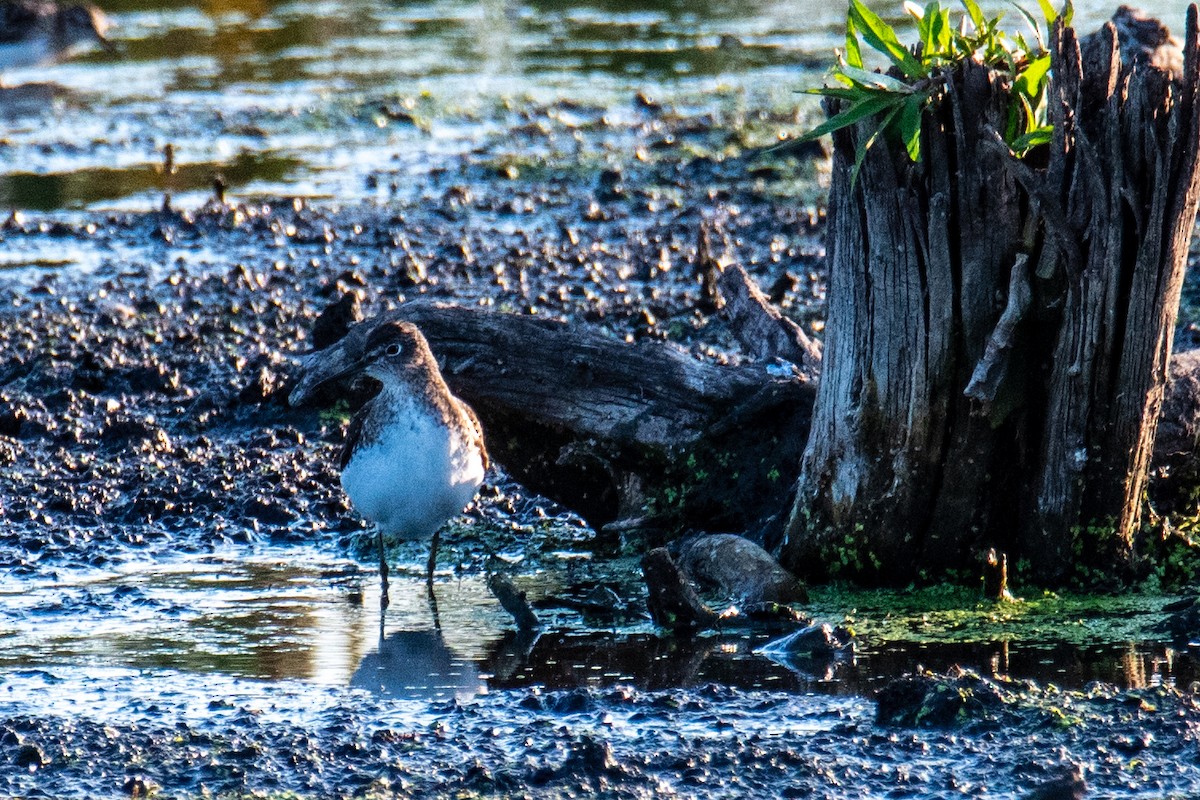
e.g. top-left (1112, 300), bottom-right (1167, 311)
top-left (790, 0), bottom-right (1069, 180)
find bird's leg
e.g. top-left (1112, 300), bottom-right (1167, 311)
top-left (427, 584), bottom-right (442, 632)
top-left (377, 528), bottom-right (390, 610)
top-left (426, 528), bottom-right (441, 589)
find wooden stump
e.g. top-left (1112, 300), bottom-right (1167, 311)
top-left (780, 8), bottom-right (1200, 584)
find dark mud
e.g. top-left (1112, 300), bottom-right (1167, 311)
top-left (4, 667), bottom-right (1200, 799)
top-left (0, 92), bottom-right (827, 576)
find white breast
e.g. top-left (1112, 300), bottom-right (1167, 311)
top-left (340, 393), bottom-right (485, 542)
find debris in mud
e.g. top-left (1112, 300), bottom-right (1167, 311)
top-left (642, 546), bottom-right (722, 632)
top-left (758, 622), bottom-right (853, 660)
top-left (5, 667), bottom-right (1200, 799)
top-left (488, 572), bottom-right (540, 631)
top-left (875, 667), bottom-right (1017, 729)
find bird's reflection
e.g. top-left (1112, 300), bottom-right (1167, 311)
top-left (350, 628), bottom-right (485, 700)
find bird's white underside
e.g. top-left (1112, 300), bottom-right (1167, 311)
top-left (340, 391), bottom-right (485, 542)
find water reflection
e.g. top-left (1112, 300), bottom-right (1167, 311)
top-left (0, 0), bottom-right (845, 210)
top-left (0, 555), bottom-right (1195, 698)
top-left (0, 150), bottom-right (302, 210)
top-left (352, 628), bottom-right (485, 699)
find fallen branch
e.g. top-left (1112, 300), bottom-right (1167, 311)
top-left (487, 573), bottom-right (540, 632)
top-left (641, 547), bottom-right (721, 633)
top-left (292, 299), bottom-right (815, 539)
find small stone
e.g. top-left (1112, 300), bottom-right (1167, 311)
top-left (15, 743), bottom-right (44, 770)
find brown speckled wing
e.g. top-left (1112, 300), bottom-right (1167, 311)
top-left (339, 407), bottom-right (368, 471)
top-left (461, 401), bottom-right (489, 471)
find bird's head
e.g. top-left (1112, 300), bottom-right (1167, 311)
top-left (358, 321), bottom-right (436, 383)
top-left (288, 319), bottom-right (434, 405)
top-left (60, 3), bottom-right (113, 51)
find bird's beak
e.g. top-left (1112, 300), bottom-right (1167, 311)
top-left (92, 10), bottom-right (115, 52)
top-left (288, 340), bottom-right (369, 407)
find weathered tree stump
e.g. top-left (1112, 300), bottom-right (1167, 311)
top-left (779, 8), bottom-right (1200, 584)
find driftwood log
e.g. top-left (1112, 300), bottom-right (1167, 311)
top-left (294, 293), bottom-right (1200, 560)
top-left (292, 298), bottom-right (815, 541)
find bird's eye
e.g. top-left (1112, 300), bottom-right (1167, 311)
top-left (385, 343), bottom-right (402, 357)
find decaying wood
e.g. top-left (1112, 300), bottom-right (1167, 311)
top-left (1029, 8), bottom-right (1200, 578)
top-left (310, 291), bottom-right (362, 350)
top-left (718, 263), bottom-right (822, 378)
top-left (677, 534), bottom-right (808, 604)
top-left (293, 299), bottom-right (815, 538)
top-left (700, 219), bottom-right (823, 378)
top-left (964, 254), bottom-right (1031, 411)
top-left (487, 573), bottom-right (540, 631)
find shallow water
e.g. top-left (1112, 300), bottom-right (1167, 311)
top-left (0, 0), bottom-right (1186, 211)
top-left (1, 544), bottom-right (1192, 711)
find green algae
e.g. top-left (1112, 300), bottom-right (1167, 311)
top-left (804, 584), bottom-right (1179, 648)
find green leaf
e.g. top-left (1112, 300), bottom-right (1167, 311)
top-left (850, 104), bottom-right (902, 186)
top-left (926, 3), bottom-right (950, 56)
top-left (936, 7), bottom-right (952, 51)
top-left (904, 1), bottom-right (931, 55)
top-left (838, 64), bottom-right (916, 93)
top-left (1004, 96), bottom-right (1021, 142)
top-left (803, 86), bottom-right (864, 101)
top-left (798, 91), bottom-right (907, 144)
top-left (899, 92), bottom-right (927, 160)
top-left (1034, 0), bottom-right (1058, 24)
top-left (1016, 90), bottom-right (1035, 133)
top-left (1010, 125), bottom-right (1053, 153)
top-left (960, 0), bottom-right (985, 31)
top-left (1014, 53), bottom-right (1051, 99)
top-left (845, 14), bottom-right (864, 68)
top-left (1061, 0), bottom-right (1073, 27)
top-left (1010, 2), bottom-right (1045, 50)
top-left (849, 0), bottom-right (927, 79)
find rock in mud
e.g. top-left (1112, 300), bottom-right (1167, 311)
top-left (875, 667), bottom-right (1014, 729)
top-left (1158, 595), bottom-right (1200, 640)
top-left (758, 622), bottom-right (853, 659)
top-left (1021, 764), bottom-right (1088, 800)
top-left (677, 533), bottom-right (808, 604)
top-left (14, 743), bottom-right (45, 770)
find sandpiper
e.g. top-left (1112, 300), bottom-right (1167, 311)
top-left (292, 321), bottom-right (488, 607)
top-left (0, 1), bottom-right (112, 72)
